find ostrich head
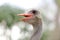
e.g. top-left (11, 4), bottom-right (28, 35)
top-left (18, 9), bottom-right (41, 24)
top-left (18, 9), bottom-right (42, 40)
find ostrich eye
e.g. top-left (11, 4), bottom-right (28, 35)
top-left (31, 10), bottom-right (37, 14)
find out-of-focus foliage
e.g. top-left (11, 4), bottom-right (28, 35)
top-left (56, 0), bottom-right (60, 6)
top-left (41, 31), bottom-right (49, 40)
top-left (21, 26), bottom-right (29, 33)
top-left (0, 4), bottom-right (24, 28)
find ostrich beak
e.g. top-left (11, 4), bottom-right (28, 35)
top-left (17, 13), bottom-right (33, 21)
top-left (17, 13), bottom-right (33, 17)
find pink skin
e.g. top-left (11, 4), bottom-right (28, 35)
top-left (17, 13), bottom-right (34, 21)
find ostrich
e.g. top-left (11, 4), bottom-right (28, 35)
top-left (18, 9), bottom-right (42, 40)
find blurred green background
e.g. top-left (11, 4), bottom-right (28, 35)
top-left (0, 0), bottom-right (60, 40)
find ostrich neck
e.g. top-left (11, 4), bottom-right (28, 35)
top-left (30, 18), bottom-right (42, 40)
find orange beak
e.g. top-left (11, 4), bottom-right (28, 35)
top-left (17, 13), bottom-right (33, 17)
top-left (17, 13), bottom-right (33, 21)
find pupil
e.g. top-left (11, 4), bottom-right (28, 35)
top-left (32, 10), bottom-right (37, 14)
